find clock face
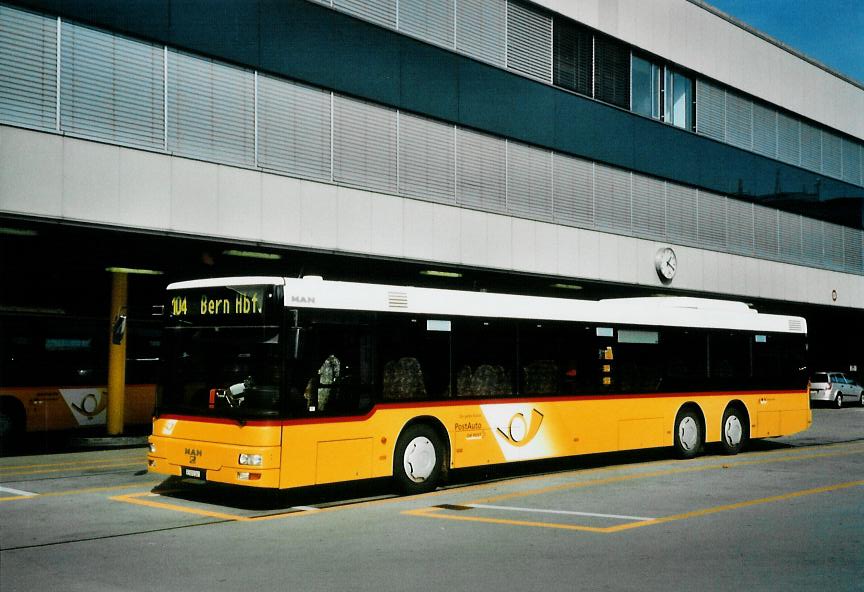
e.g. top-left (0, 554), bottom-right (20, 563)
top-left (655, 247), bottom-right (677, 281)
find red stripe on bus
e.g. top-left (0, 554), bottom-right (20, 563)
top-left (157, 389), bottom-right (805, 429)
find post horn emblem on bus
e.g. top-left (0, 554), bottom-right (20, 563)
top-left (496, 409), bottom-right (544, 447)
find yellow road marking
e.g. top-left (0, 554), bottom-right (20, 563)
top-left (404, 444), bottom-right (864, 533)
top-left (402, 480), bottom-right (864, 533)
top-left (0, 461), bottom-right (144, 477)
top-left (471, 445), bottom-right (864, 506)
top-left (111, 442), bottom-right (864, 523)
top-left (604, 480), bottom-right (864, 533)
top-left (0, 453), bottom-right (146, 472)
top-left (0, 481), bottom-right (162, 502)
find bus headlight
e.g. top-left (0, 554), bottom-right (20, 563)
top-left (239, 453), bottom-right (263, 466)
top-left (149, 442), bottom-right (157, 454)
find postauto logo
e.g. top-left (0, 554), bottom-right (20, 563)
top-left (481, 404), bottom-right (550, 461)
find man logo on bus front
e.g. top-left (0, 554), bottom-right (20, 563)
top-left (496, 409), bottom-right (544, 447)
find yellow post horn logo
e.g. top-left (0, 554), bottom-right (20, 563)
top-left (497, 409), bottom-right (544, 447)
top-left (71, 392), bottom-right (108, 419)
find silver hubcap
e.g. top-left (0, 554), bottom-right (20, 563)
top-left (724, 415), bottom-right (743, 448)
top-left (678, 417), bottom-right (698, 451)
top-left (403, 436), bottom-right (436, 483)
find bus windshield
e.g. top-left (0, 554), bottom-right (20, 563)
top-left (160, 325), bottom-right (283, 418)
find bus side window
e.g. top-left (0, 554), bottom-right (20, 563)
top-left (453, 319), bottom-right (515, 398)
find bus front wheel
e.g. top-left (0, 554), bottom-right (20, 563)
top-left (393, 424), bottom-right (445, 495)
top-left (673, 408), bottom-right (702, 459)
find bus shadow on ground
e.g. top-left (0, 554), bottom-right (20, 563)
top-left (149, 441), bottom-right (796, 513)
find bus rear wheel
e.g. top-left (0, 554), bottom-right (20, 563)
top-left (673, 408), bottom-right (702, 459)
top-left (393, 424), bottom-right (445, 495)
top-left (720, 406), bottom-right (748, 455)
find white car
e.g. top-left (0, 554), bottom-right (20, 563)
top-left (809, 372), bottom-right (864, 408)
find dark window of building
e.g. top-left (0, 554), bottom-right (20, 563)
top-left (594, 34), bottom-right (630, 108)
top-left (552, 17), bottom-right (592, 97)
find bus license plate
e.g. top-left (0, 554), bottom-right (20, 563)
top-left (182, 467), bottom-right (205, 480)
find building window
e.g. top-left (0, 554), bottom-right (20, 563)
top-left (631, 54), bottom-right (693, 131)
top-left (594, 34), bottom-right (630, 109)
top-left (665, 68), bottom-right (692, 130)
top-left (552, 17), bottom-right (592, 97)
top-left (631, 55), bottom-right (660, 119)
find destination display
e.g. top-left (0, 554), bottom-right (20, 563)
top-left (167, 285), bottom-right (274, 324)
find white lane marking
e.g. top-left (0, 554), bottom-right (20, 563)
top-left (468, 504), bottom-right (653, 522)
top-left (0, 486), bottom-right (38, 497)
top-left (291, 506), bottom-right (320, 512)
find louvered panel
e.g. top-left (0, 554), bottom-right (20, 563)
top-left (552, 16), bottom-right (591, 96)
top-left (778, 210), bottom-right (802, 264)
top-left (398, 112), bottom-right (455, 204)
top-left (60, 22), bottom-right (163, 150)
top-left (0, 5), bottom-right (56, 130)
top-left (799, 122), bottom-right (821, 172)
top-left (257, 75), bottom-right (331, 181)
top-left (776, 112), bottom-right (800, 166)
top-left (726, 198), bottom-right (753, 255)
top-left (697, 190), bottom-right (726, 250)
top-left (552, 153), bottom-right (593, 228)
top-left (665, 184), bottom-right (697, 244)
top-left (456, 127), bottom-right (506, 212)
top-left (751, 102), bottom-right (776, 158)
top-left (841, 138), bottom-right (861, 186)
top-left (167, 50), bottom-right (255, 166)
top-left (398, 0), bottom-right (454, 48)
top-left (594, 34), bottom-right (629, 108)
top-left (507, 141), bottom-right (552, 221)
top-left (823, 221), bottom-right (845, 270)
top-left (695, 79), bottom-right (725, 142)
top-left (455, 0), bottom-right (506, 67)
top-left (333, 95), bottom-right (397, 193)
top-left (333, 0), bottom-right (397, 28)
top-left (843, 226), bottom-right (863, 273)
top-left (724, 91), bottom-right (752, 151)
top-left (307, 0), bottom-right (333, 4)
top-left (506, 0), bottom-right (551, 82)
top-left (801, 217), bottom-right (823, 265)
top-left (593, 163), bottom-right (631, 233)
top-left (631, 174), bottom-right (665, 240)
top-left (753, 205), bottom-right (778, 258)
top-left (821, 131), bottom-right (842, 179)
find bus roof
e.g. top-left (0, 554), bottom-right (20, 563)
top-left (167, 276), bottom-right (806, 334)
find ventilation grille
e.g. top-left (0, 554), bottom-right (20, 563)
top-left (388, 291), bottom-right (408, 308)
top-left (788, 319), bottom-right (803, 333)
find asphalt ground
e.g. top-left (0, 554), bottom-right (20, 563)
top-left (1, 407), bottom-right (862, 592)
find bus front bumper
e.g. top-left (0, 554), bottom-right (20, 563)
top-left (147, 437), bottom-right (281, 488)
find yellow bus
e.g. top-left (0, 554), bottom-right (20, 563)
top-left (147, 276), bottom-right (810, 494)
top-left (0, 312), bottom-right (158, 451)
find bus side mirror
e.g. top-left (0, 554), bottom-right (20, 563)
top-left (112, 314), bottom-right (127, 345)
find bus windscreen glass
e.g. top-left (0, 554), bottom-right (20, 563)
top-left (159, 285), bottom-right (284, 418)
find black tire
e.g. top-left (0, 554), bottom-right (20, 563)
top-left (673, 408), bottom-right (702, 460)
top-left (393, 424), bottom-right (445, 495)
top-left (834, 393), bottom-right (843, 409)
top-left (719, 405), bottom-right (748, 455)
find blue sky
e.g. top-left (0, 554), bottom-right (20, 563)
top-left (706, 0), bottom-right (864, 84)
